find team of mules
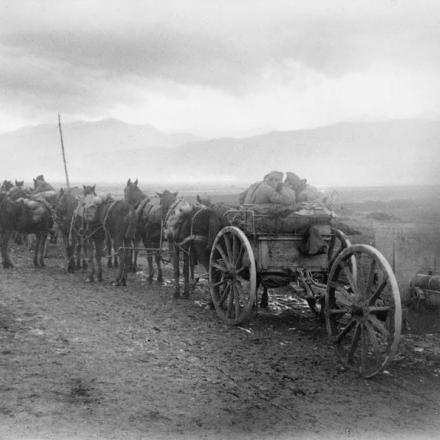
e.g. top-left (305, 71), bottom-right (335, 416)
top-left (0, 178), bottom-right (55, 267)
top-left (0, 177), bottom-right (229, 298)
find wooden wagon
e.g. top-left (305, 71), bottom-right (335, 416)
top-left (208, 207), bottom-right (402, 378)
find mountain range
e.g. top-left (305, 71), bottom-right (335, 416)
top-left (0, 118), bottom-right (439, 187)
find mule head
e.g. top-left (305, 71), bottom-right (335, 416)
top-left (15, 180), bottom-right (24, 187)
top-left (124, 179), bottom-right (145, 205)
top-left (1, 180), bottom-right (13, 192)
top-left (82, 194), bottom-right (103, 222)
top-left (196, 195), bottom-right (213, 207)
top-left (157, 190), bottom-right (178, 215)
top-left (83, 185), bottom-right (96, 196)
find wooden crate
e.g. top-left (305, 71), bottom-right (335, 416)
top-left (255, 225), bottom-right (332, 272)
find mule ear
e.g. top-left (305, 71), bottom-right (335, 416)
top-left (196, 195), bottom-right (201, 203)
top-left (92, 185), bottom-right (96, 192)
top-left (83, 185), bottom-right (86, 190)
top-left (134, 178), bottom-right (138, 185)
top-left (156, 192), bottom-right (162, 197)
top-left (127, 178), bottom-right (131, 185)
top-left (173, 192), bottom-right (178, 197)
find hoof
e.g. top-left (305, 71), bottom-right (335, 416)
top-left (107, 262), bottom-right (113, 268)
top-left (173, 291), bottom-right (181, 299)
top-left (157, 276), bottom-right (163, 284)
top-left (2, 261), bottom-right (13, 269)
top-left (183, 291), bottom-right (190, 299)
top-left (85, 277), bottom-right (94, 283)
top-left (208, 301), bottom-right (215, 310)
top-left (148, 277), bottom-right (154, 285)
top-left (111, 280), bottom-right (120, 286)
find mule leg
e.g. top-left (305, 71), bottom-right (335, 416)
top-left (38, 233), bottom-right (48, 266)
top-left (106, 236), bottom-right (113, 268)
top-left (119, 238), bottom-right (132, 286)
top-left (147, 253), bottom-right (154, 284)
top-left (112, 238), bottom-right (126, 286)
top-left (132, 242), bottom-right (139, 272)
top-left (80, 238), bottom-right (88, 271)
top-left (182, 250), bottom-right (190, 299)
top-left (172, 245), bottom-right (180, 298)
top-left (33, 234), bottom-right (40, 267)
top-left (0, 232), bottom-right (13, 268)
top-left (95, 238), bottom-right (104, 282)
top-left (85, 240), bottom-right (95, 282)
top-left (62, 233), bottom-right (75, 273)
top-left (155, 251), bottom-right (163, 283)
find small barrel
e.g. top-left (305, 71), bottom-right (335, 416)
top-left (411, 273), bottom-right (440, 309)
top-left (412, 274), bottom-right (432, 289)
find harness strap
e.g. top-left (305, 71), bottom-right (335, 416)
top-left (176, 234), bottom-right (207, 247)
top-left (103, 199), bottom-right (119, 242)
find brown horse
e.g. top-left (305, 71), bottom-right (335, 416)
top-left (124, 179), bottom-right (177, 283)
top-left (166, 199), bottom-right (224, 298)
top-left (81, 192), bottom-right (136, 285)
top-left (0, 193), bottom-right (54, 267)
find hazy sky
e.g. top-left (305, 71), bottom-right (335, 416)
top-left (1, 0), bottom-right (440, 137)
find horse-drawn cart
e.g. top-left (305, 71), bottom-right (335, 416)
top-left (208, 206), bottom-right (402, 378)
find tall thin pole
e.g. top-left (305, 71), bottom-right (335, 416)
top-left (58, 113), bottom-right (70, 189)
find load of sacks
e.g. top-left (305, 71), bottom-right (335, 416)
top-left (232, 171), bottom-right (335, 255)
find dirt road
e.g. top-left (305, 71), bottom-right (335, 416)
top-left (1, 247), bottom-right (440, 439)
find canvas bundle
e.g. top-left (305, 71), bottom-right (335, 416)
top-left (19, 198), bottom-right (48, 222)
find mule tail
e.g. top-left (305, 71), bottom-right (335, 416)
top-left (125, 209), bottom-right (137, 242)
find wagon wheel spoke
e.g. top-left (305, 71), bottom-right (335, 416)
top-left (211, 261), bottom-right (228, 273)
top-left (212, 277), bottom-right (227, 289)
top-left (368, 314), bottom-right (390, 339)
top-left (236, 266), bottom-right (248, 275)
top-left (341, 261), bottom-right (358, 295)
top-left (360, 325), bottom-right (369, 374)
top-left (235, 245), bottom-right (245, 267)
top-left (365, 321), bottom-right (382, 364)
top-left (233, 284), bottom-right (241, 319)
top-left (348, 323), bottom-right (361, 363)
top-left (368, 280), bottom-right (388, 306)
top-left (218, 284), bottom-right (231, 307)
top-left (364, 258), bottom-right (377, 298)
top-left (232, 234), bottom-right (238, 263)
top-left (227, 287), bottom-right (234, 318)
top-left (215, 245), bottom-right (230, 267)
top-left (369, 306), bottom-right (391, 314)
top-left (223, 234), bottom-right (233, 262)
top-left (328, 307), bottom-right (349, 316)
top-left (335, 318), bottom-right (356, 344)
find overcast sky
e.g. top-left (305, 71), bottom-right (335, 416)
top-left (1, 0), bottom-right (439, 137)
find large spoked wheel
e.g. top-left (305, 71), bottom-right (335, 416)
top-left (209, 226), bottom-right (257, 325)
top-left (325, 244), bottom-right (402, 378)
